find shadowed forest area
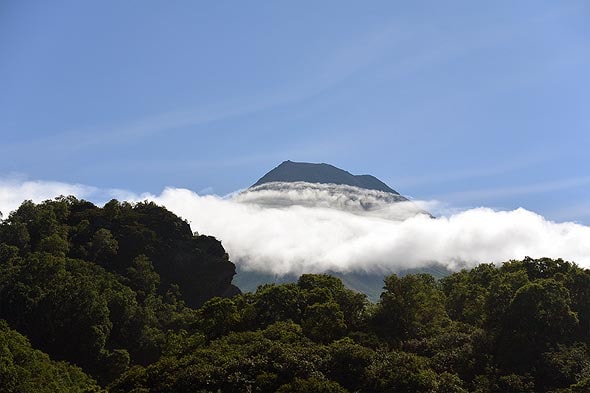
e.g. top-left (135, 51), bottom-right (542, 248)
top-left (1, 198), bottom-right (590, 392)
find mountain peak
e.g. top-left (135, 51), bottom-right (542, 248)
top-left (252, 160), bottom-right (401, 195)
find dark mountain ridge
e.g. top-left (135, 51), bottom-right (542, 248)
top-left (252, 160), bottom-right (402, 195)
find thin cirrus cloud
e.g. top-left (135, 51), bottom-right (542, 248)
top-left (1, 177), bottom-right (589, 276)
top-left (0, 24), bottom-right (402, 162)
top-left (436, 176), bottom-right (590, 204)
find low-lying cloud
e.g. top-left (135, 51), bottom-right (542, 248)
top-left (2, 178), bottom-right (590, 275)
top-left (0, 177), bottom-right (94, 218)
top-left (151, 185), bottom-right (590, 275)
top-left (0, 176), bottom-right (144, 218)
top-left (235, 182), bottom-right (422, 220)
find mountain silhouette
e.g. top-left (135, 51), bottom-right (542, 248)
top-left (252, 160), bottom-right (401, 195)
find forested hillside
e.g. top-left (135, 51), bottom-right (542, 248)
top-left (0, 197), bottom-right (239, 388)
top-left (1, 198), bottom-right (590, 392)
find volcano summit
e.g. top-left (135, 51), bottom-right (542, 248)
top-left (237, 161), bottom-right (424, 219)
top-left (252, 160), bottom-right (405, 195)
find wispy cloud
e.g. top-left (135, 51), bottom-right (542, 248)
top-left (437, 176), bottom-right (590, 203)
top-left (0, 100), bottom-right (271, 158)
top-left (550, 201), bottom-right (590, 223)
top-left (393, 156), bottom-right (549, 189)
top-left (1, 23), bottom-right (404, 162)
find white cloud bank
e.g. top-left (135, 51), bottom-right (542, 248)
top-left (0, 176), bottom-right (149, 218)
top-left (1, 178), bottom-right (590, 275)
top-left (0, 177), bottom-right (94, 217)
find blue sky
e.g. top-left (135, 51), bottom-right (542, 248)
top-left (1, 1), bottom-right (589, 222)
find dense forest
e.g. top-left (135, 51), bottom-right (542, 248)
top-left (1, 198), bottom-right (590, 392)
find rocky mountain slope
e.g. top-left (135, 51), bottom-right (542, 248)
top-left (252, 160), bottom-right (405, 196)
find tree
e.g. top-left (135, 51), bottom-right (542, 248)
top-left (372, 273), bottom-right (449, 342)
top-left (90, 228), bottom-right (119, 266)
top-left (198, 296), bottom-right (239, 339)
top-left (302, 302), bottom-right (346, 343)
top-left (441, 264), bottom-right (497, 326)
top-left (298, 274), bottom-right (368, 331)
top-left (365, 350), bottom-right (438, 392)
top-left (125, 255), bottom-right (160, 301)
top-left (253, 284), bottom-right (304, 327)
top-left (36, 274), bottom-right (112, 370)
top-left (327, 338), bottom-right (374, 391)
top-left (38, 233), bottom-right (69, 257)
top-left (276, 377), bottom-right (347, 393)
top-left (497, 279), bottom-right (579, 372)
top-left (565, 269), bottom-right (590, 338)
top-left (0, 320), bottom-right (104, 393)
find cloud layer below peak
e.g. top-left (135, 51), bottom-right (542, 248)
top-left (152, 186), bottom-right (590, 275)
top-left (1, 178), bottom-right (589, 275)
